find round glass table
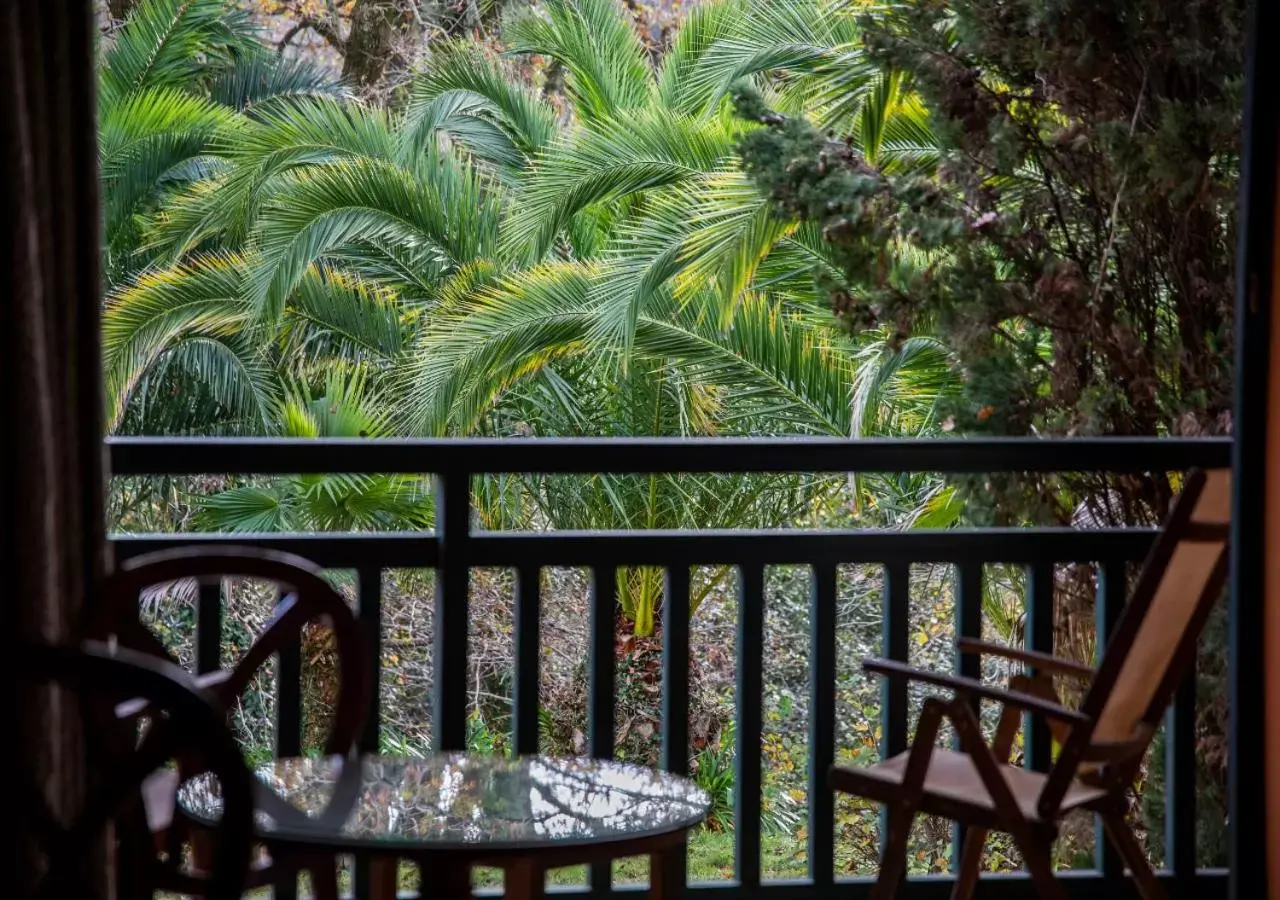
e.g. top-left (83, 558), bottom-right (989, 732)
top-left (178, 754), bottom-right (710, 900)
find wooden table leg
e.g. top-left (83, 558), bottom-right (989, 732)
top-left (433, 860), bottom-right (471, 900)
top-left (650, 839), bottom-right (687, 900)
top-left (307, 856), bottom-right (339, 900)
top-left (367, 857), bottom-right (399, 900)
top-left (505, 858), bottom-right (546, 900)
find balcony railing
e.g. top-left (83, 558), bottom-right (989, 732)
top-left (107, 436), bottom-right (1232, 900)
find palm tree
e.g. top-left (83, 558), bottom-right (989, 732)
top-left (98, 0), bottom-right (347, 286)
top-left (103, 0), bottom-right (958, 634)
top-left (98, 0), bottom-right (349, 436)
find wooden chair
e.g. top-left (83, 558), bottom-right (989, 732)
top-left (829, 468), bottom-right (1231, 900)
top-left (92, 546), bottom-right (371, 895)
top-left (18, 639), bottom-right (255, 900)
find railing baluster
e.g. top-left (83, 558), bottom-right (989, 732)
top-left (951, 563), bottom-right (984, 871)
top-left (588, 565), bottom-right (616, 896)
top-left (1024, 562), bottom-right (1055, 773)
top-left (358, 568), bottom-right (382, 753)
top-left (1095, 559), bottom-right (1125, 877)
top-left (735, 564), bottom-right (764, 888)
top-left (433, 470), bottom-right (470, 752)
top-left (662, 566), bottom-right (691, 772)
top-left (513, 566), bottom-right (542, 755)
top-left (275, 583), bottom-right (302, 900)
top-left (658, 565), bottom-right (691, 894)
top-left (881, 564), bottom-right (910, 757)
top-left (880, 563), bottom-right (910, 854)
top-left (195, 579), bottom-right (221, 674)
top-left (353, 568), bottom-right (383, 900)
top-left (1166, 665), bottom-right (1197, 885)
top-left (808, 562), bottom-right (836, 886)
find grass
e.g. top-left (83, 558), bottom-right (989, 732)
top-left (345, 829), bottom-right (810, 894)
top-left (229, 828), bottom-right (812, 898)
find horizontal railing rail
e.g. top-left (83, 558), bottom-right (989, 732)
top-left (106, 437), bottom-right (1231, 900)
top-left (108, 435), bottom-right (1232, 474)
top-left (114, 527), bottom-right (1159, 567)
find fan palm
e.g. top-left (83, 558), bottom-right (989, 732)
top-left (194, 367), bottom-right (433, 532)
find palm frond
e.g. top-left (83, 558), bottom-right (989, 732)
top-left (399, 90), bottom-right (527, 170)
top-left (277, 366), bottom-right (394, 437)
top-left (396, 261), bottom-right (599, 435)
top-left (751, 222), bottom-right (852, 305)
top-left (657, 0), bottom-right (750, 113)
top-left (249, 153), bottom-right (501, 321)
top-left (405, 43), bottom-right (557, 163)
top-left (632, 292), bottom-right (856, 435)
top-left (675, 0), bottom-right (853, 115)
top-left (503, 0), bottom-right (654, 123)
top-left (98, 86), bottom-right (237, 260)
top-left (582, 167), bottom-right (798, 360)
top-left (194, 485), bottom-right (294, 531)
top-left (103, 252), bottom-right (277, 432)
top-left (280, 265), bottom-right (410, 367)
top-left (503, 109), bottom-right (735, 260)
top-left (225, 96), bottom-right (399, 163)
top-left (207, 49), bottom-right (349, 113)
top-left (674, 169), bottom-right (799, 310)
top-left (585, 192), bottom-right (699, 361)
top-left (849, 331), bottom-right (959, 438)
top-left (99, 0), bottom-right (255, 108)
top-left (144, 99), bottom-right (402, 261)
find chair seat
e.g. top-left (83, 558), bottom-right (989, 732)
top-left (830, 749), bottom-right (1107, 826)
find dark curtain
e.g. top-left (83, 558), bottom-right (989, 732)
top-left (4, 0), bottom-right (110, 897)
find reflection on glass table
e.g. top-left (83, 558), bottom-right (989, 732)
top-left (178, 753), bottom-right (710, 900)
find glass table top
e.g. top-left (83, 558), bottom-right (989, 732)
top-left (178, 754), bottom-right (710, 853)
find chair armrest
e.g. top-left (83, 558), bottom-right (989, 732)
top-left (956, 637), bottom-right (1095, 680)
top-left (861, 657), bottom-right (1092, 726)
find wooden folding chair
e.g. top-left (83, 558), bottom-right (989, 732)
top-left (829, 468), bottom-right (1231, 900)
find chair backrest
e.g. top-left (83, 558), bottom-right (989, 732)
top-left (96, 545), bottom-right (370, 756)
top-left (1040, 468), bottom-right (1231, 815)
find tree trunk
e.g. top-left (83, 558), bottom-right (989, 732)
top-left (107, 0), bottom-right (138, 19)
top-left (341, 0), bottom-right (401, 90)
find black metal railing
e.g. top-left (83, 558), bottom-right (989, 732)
top-left (108, 436), bottom-right (1231, 900)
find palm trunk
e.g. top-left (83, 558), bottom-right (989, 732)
top-left (341, 0), bottom-right (400, 90)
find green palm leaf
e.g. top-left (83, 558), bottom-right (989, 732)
top-left (674, 0), bottom-right (853, 115)
top-left (400, 90), bottom-right (527, 171)
top-left (504, 109), bottom-right (736, 260)
top-left (657, 0), bottom-right (750, 113)
top-left (580, 168), bottom-right (796, 359)
top-left (397, 261), bottom-right (599, 434)
top-left (98, 86), bottom-right (237, 262)
top-left (194, 485), bottom-right (295, 531)
top-left (103, 252), bottom-right (277, 432)
top-left (632, 292), bottom-right (855, 435)
top-left (404, 43), bottom-right (557, 163)
top-left (99, 0), bottom-right (256, 109)
top-left (849, 331), bottom-right (958, 438)
top-left (504, 0), bottom-right (654, 124)
top-left (207, 50), bottom-right (349, 113)
top-left (145, 99), bottom-right (401, 260)
top-left (249, 153), bottom-right (501, 321)
top-left (280, 266), bottom-right (411, 369)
